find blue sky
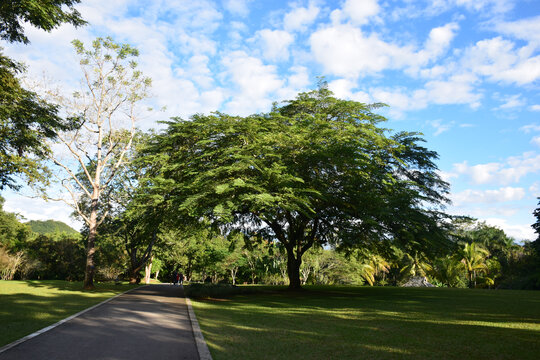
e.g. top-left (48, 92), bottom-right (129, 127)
top-left (2, 0), bottom-right (540, 241)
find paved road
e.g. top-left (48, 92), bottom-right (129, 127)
top-left (0, 284), bottom-right (199, 360)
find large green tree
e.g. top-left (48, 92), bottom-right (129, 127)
top-left (143, 85), bottom-right (450, 289)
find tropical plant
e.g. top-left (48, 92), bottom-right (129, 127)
top-left (460, 242), bottom-right (490, 288)
top-left (431, 255), bottom-right (465, 287)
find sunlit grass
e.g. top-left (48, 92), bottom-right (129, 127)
top-left (0, 280), bottom-right (139, 347)
top-left (191, 286), bottom-right (540, 360)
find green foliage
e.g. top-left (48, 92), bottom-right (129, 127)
top-left (533, 198), bottom-right (540, 242)
top-left (430, 256), bottom-right (466, 287)
top-left (0, 54), bottom-right (68, 191)
top-left (0, 0), bottom-right (86, 44)
top-left (142, 85), bottom-right (451, 288)
top-left (0, 0), bottom-right (83, 190)
top-left (0, 197), bottom-right (31, 250)
top-left (26, 219), bottom-right (78, 235)
top-left (24, 233), bottom-right (85, 280)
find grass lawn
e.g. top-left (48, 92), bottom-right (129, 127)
top-left (0, 280), bottom-right (139, 347)
top-left (190, 286), bottom-right (540, 360)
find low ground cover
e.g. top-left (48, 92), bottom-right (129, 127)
top-left (0, 280), bottom-right (138, 347)
top-left (190, 286), bottom-right (540, 360)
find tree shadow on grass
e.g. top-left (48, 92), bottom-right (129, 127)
top-left (23, 279), bottom-right (138, 293)
top-left (194, 286), bottom-right (540, 360)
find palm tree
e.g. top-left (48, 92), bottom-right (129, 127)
top-left (460, 242), bottom-right (489, 288)
top-left (432, 256), bottom-right (465, 287)
top-left (400, 251), bottom-right (432, 278)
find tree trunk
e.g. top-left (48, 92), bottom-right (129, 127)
top-left (144, 256), bottom-right (153, 284)
top-left (154, 270), bottom-right (160, 280)
top-left (83, 197), bottom-right (99, 290)
top-left (286, 246), bottom-right (302, 290)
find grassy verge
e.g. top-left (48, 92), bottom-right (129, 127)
top-left (190, 286), bottom-right (540, 360)
top-left (0, 280), bottom-right (139, 347)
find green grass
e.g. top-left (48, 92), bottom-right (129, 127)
top-left (0, 280), bottom-right (139, 347)
top-left (190, 286), bottom-right (540, 360)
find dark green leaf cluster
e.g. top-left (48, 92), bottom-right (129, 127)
top-left (533, 198), bottom-right (540, 242)
top-left (0, 0), bottom-right (86, 44)
top-left (0, 53), bottom-right (69, 190)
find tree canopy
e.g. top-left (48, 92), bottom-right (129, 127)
top-left (142, 85), bottom-right (451, 289)
top-left (0, 54), bottom-right (69, 191)
top-left (0, 0), bottom-right (86, 44)
top-left (0, 0), bottom-right (85, 190)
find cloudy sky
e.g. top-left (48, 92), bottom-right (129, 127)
top-left (2, 0), bottom-right (540, 241)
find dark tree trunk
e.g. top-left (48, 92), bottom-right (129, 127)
top-left (286, 245), bottom-right (302, 290)
top-left (126, 231), bottom-right (156, 284)
top-left (269, 216), bottom-right (318, 290)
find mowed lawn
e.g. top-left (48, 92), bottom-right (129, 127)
top-left (0, 280), bottom-right (138, 347)
top-left (191, 286), bottom-right (540, 360)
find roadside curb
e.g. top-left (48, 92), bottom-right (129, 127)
top-left (185, 295), bottom-right (213, 360)
top-left (0, 284), bottom-right (145, 355)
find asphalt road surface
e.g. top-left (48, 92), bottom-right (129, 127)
top-left (0, 284), bottom-right (200, 360)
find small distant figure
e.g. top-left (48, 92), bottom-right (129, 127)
top-left (172, 270), bottom-right (178, 285)
top-left (178, 272), bottom-right (184, 285)
top-left (175, 271), bottom-right (180, 286)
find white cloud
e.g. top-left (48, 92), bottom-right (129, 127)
top-left (370, 87), bottom-right (427, 116)
top-left (532, 136), bottom-right (540, 148)
top-left (463, 37), bottom-right (540, 85)
top-left (423, 73), bottom-right (482, 107)
top-left (530, 182), bottom-right (540, 197)
top-left (221, 51), bottom-right (284, 115)
top-left (310, 25), bottom-right (414, 78)
top-left (429, 119), bottom-right (455, 136)
top-left (186, 55), bottom-right (215, 89)
top-left (223, 0), bottom-right (252, 17)
top-left (520, 124), bottom-right (540, 133)
top-left (497, 94), bottom-right (525, 109)
top-left (287, 66), bottom-right (311, 90)
top-left (310, 22), bottom-right (459, 80)
top-left (284, 2), bottom-right (320, 32)
top-left (530, 105), bottom-right (540, 111)
top-left (453, 152), bottom-right (540, 185)
top-left (254, 29), bottom-right (295, 61)
top-left (328, 79), bottom-right (372, 103)
top-left (484, 218), bottom-right (536, 241)
top-left (331, 0), bottom-right (381, 26)
top-left (452, 187), bottom-right (525, 205)
top-left (495, 15), bottom-right (540, 48)
top-left (451, 0), bottom-right (513, 13)
top-left (422, 22), bottom-right (459, 60)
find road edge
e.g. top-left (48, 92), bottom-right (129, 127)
top-left (0, 284), bottom-right (145, 355)
top-left (185, 296), bottom-right (213, 360)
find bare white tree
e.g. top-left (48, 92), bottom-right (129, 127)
top-left (47, 37), bottom-right (151, 289)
